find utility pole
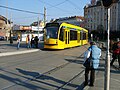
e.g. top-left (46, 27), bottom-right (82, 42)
top-left (105, 8), bottom-right (110, 90)
top-left (38, 17), bottom-right (39, 37)
top-left (101, 1), bottom-right (111, 90)
top-left (6, 0), bottom-right (8, 41)
top-left (10, 12), bottom-right (13, 44)
top-left (44, 7), bottom-right (46, 27)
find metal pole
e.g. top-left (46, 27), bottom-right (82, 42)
top-left (10, 12), bottom-right (13, 44)
top-left (38, 17), bottom-right (39, 37)
top-left (104, 8), bottom-right (110, 90)
top-left (44, 7), bottom-right (46, 27)
top-left (6, 0), bottom-right (8, 41)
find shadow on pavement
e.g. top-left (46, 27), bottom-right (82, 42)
top-left (65, 58), bottom-right (84, 65)
top-left (16, 68), bottom-right (79, 89)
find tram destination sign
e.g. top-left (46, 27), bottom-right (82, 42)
top-left (46, 23), bottom-right (59, 27)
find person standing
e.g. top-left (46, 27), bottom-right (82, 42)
top-left (34, 36), bottom-right (39, 48)
top-left (84, 41), bottom-right (101, 87)
top-left (118, 41), bottom-right (120, 68)
top-left (110, 41), bottom-right (120, 68)
top-left (26, 35), bottom-right (31, 49)
top-left (17, 36), bottom-right (20, 50)
top-left (31, 34), bottom-right (35, 48)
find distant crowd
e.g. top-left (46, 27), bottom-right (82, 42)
top-left (17, 34), bottom-right (39, 50)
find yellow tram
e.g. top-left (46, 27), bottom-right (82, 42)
top-left (44, 22), bottom-right (88, 49)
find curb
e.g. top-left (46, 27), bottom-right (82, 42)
top-left (0, 49), bottom-right (40, 57)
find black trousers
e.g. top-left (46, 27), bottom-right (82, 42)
top-left (118, 54), bottom-right (120, 67)
top-left (85, 67), bottom-right (95, 85)
top-left (111, 54), bottom-right (120, 67)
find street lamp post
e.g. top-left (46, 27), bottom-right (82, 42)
top-left (101, 1), bottom-right (112, 90)
top-left (104, 8), bottom-right (110, 90)
top-left (10, 19), bottom-right (13, 44)
top-left (38, 17), bottom-right (39, 38)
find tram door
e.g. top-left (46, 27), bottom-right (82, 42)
top-left (80, 31), bottom-right (83, 45)
top-left (77, 32), bottom-right (80, 43)
top-left (65, 30), bottom-right (70, 48)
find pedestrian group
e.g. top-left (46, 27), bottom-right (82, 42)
top-left (16, 34), bottom-right (39, 50)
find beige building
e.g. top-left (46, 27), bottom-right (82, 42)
top-left (84, 0), bottom-right (120, 32)
top-left (53, 16), bottom-right (84, 27)
top-left (0, 15), bottom-right (11, 37)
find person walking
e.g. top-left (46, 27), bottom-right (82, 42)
top-left (31, 34), bottom-right (35, 48)
top-left (118, 41), bottom-right (120, 68)
top-left (17, 36), bottom-right (20, 50)
top-left (26, 35), bottom-right (31, 49)
top-left (110, 40), bottom-right (120, 68)
top-left (84, 41), bottom-right (101, 87)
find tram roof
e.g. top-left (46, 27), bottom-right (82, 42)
top-left (46, 22), bottom-right (88, 32)
top-left (60, 22), bottom-right (88, 32)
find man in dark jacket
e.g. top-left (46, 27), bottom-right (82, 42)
top-left (110, 41), bottom-right (119, 66)
top-left (34, 36), bottom-right (39, 48)
top-left (110, 40), bottom-right (120, 68)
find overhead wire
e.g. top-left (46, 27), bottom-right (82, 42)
top-left (0, 0), bottom-right (81, 18)
top-left (13, 15), bottom-right (39, 20)
top-left (67, 0), bottom-right (81, 11)
top-left (0, 0), bottom-right (83, 24)
top-left (0, 5), bottom-right (44, 24)
top-left (0, 5), bottom-right (44, 15)
top-left (47, 0), bottom-right (68, 8)
top-left (37, 0), bottom-right (74, 15)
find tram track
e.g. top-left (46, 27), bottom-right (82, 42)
top-left (1, 49), bottom-right (86, 90)
top-left (56, 49), bottom-right (106, 90)
top-left (0, 44), bottom-right (88, 70)
top-left (57, 70), bottom-right (85, 90)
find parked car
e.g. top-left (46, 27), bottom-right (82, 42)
top-left (0, 36), bottom-right (4, 40)
top-left (12, 36), bottom-right (17, 40)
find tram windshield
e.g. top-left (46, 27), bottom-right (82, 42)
top-left (46, 26), bottom-right (59, 39)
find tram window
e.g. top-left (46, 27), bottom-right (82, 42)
top-left (70, 30), bottom-right (77, 40)
top-left (46, 27), bottom-right (58, 39)
top-left (59, 27), bottom-right (64, 41)
top-left (80, 31), bottom-right (87, 40)
top-left (83, 32), bottom-right (87, 40)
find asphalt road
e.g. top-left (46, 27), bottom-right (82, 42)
top-left (0, 45), bottom-right (89, 90)
top-left (0, 44), bottom-right (120, 90)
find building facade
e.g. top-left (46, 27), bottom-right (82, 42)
top-left (12, 20), bottom-right (44, 41)
top-left (84, 0), bottom-right (120, 32)
top-left (84, 1), bottom-right (107, 32)
top-left (0, 15), bottom-right (11, 37)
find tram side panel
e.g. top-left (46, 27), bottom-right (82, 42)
top-left (44, 22), bottom-right (88, 49)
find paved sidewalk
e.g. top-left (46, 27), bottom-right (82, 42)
top-left (0, 41), bottom-right (42, 57)
top-left (83, 42), bottom-right (120, 90)
top-left (83, 59), bottom-right (120, 90)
